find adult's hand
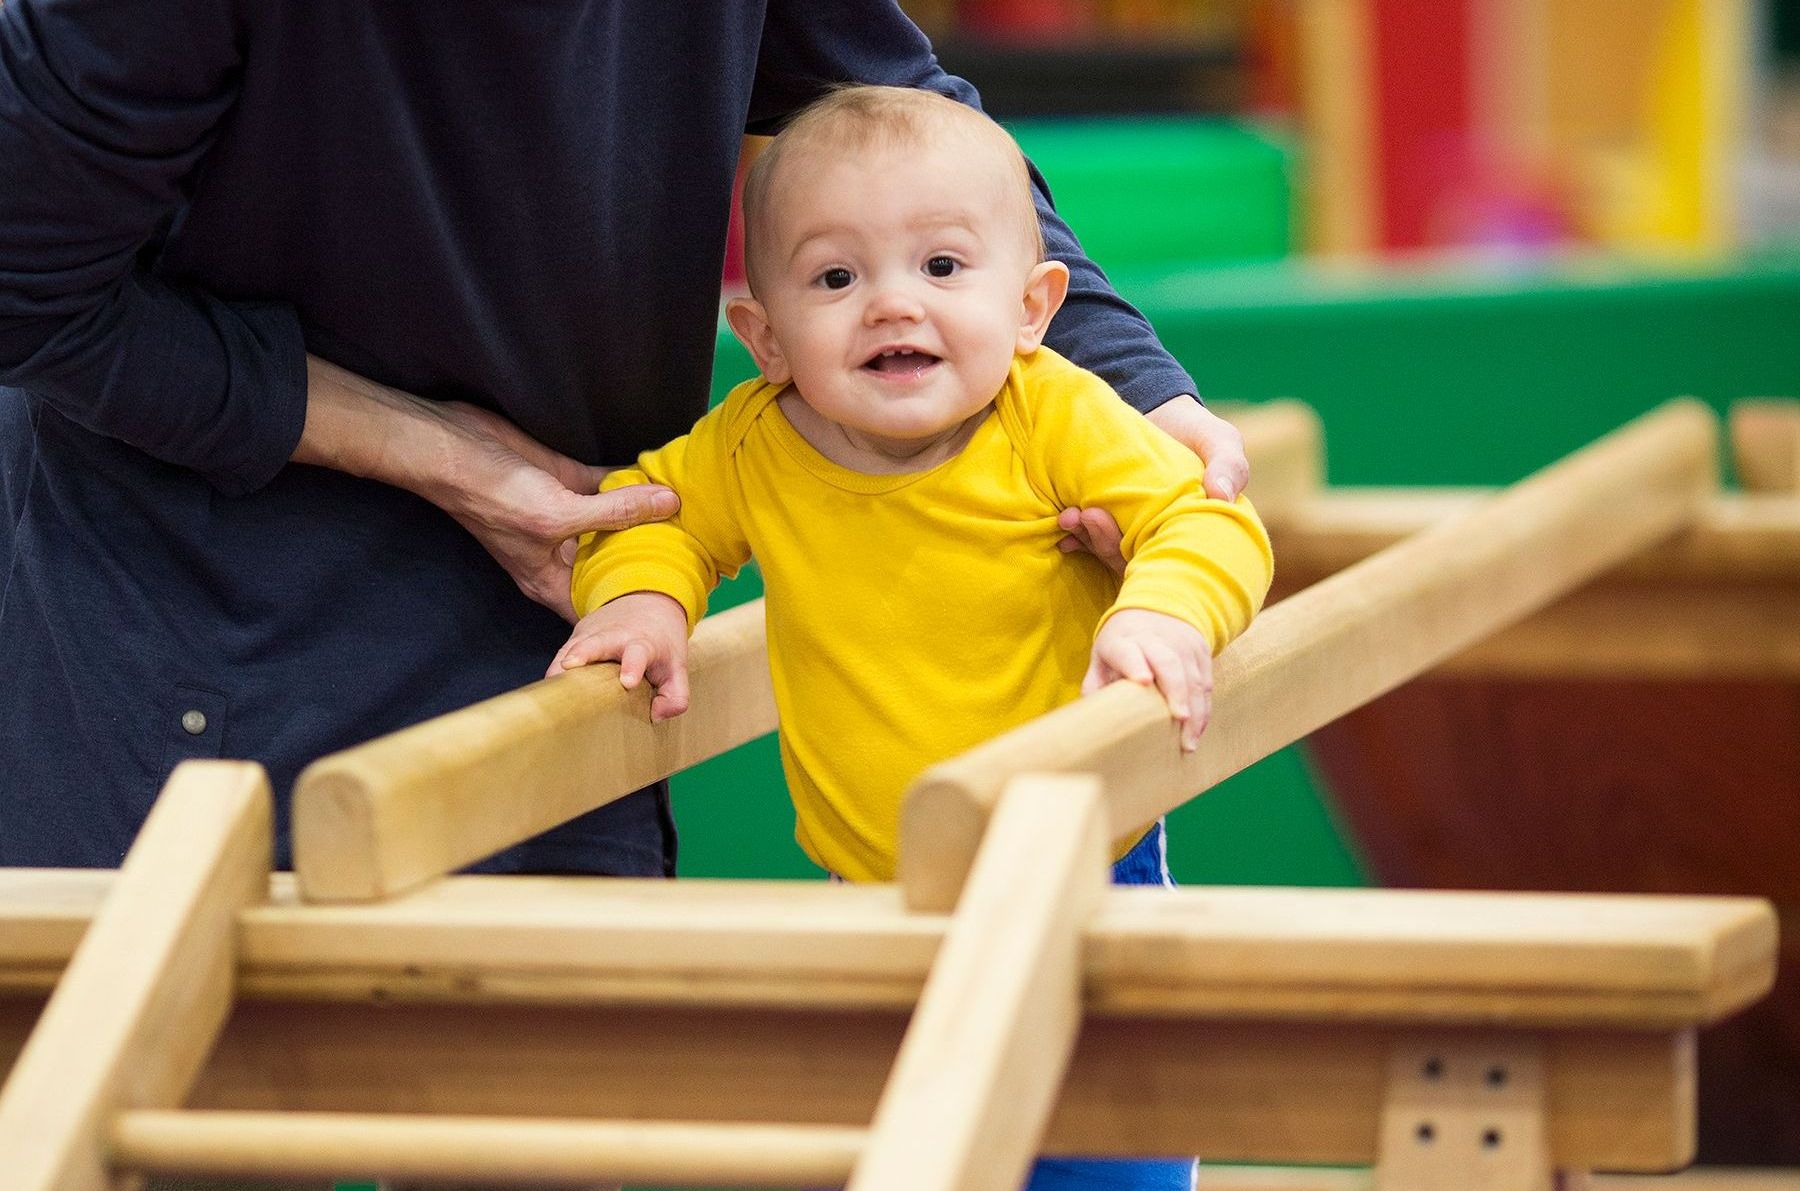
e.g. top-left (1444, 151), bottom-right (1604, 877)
top-left (1146, 395), bottom-right (1249, 503)
top-left (294, 355), bottom-right (678, 621)
top-left (1056, 394), bottom-right (1250, 574)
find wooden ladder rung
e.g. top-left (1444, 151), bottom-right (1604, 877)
top-left (110, 1109), bottom-right (865, 1187)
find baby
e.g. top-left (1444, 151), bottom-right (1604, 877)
top-left (553, 84), bottom-right (1272, 1188)
top-left (552, 84), bottom-right (1273, 887)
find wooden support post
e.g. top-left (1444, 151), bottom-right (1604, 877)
top-left (1223, 398), bottom-right (1326, 520)
top-left (292, 597), bottom-right (774, 902)
top-left (900, 400), bottom-right (1719, 911)
top-left (0, 761), bottom-right (270, 1191)
top-left (1376, 1033), bottom-right (1554, 1191)
top-left (1730, 398), bottom-right (1800, 493)
top-left (850, 775), bottom-right (1108, 1191)
top-left (111, 1110), bottom-right (864, 1187)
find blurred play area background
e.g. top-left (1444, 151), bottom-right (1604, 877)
top-left (677, 0), bottom-right (1800, 1168)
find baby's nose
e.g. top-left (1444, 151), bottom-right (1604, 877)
top-left (863, 280), bottom-right (925, 322)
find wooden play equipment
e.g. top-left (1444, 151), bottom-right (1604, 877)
top-left (0, 398), bottom-right (1791, 1189)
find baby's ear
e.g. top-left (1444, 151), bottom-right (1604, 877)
top-left (725, 297), bottom-right (792, 385)
top-left (1016, 260), bottom-right (1070, 355)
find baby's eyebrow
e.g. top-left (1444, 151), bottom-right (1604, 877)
top-left (905, 211), bottom-right (980, 235)
top-left (786, 227), bottom-right (845, 262)
top-left (783, 211), bottom-right (982, 268)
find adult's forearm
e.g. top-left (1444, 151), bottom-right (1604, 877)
top-left (0, 0), bottom-right (310, 496)
top-left (294, 354), bottom-right (461, 500)
top-left (0, 272), bottom-right (310, 496)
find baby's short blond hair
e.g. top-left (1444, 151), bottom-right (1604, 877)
top-left (741, 85), bottom-right (1044, 294)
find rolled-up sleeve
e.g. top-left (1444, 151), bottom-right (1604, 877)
top-left (747, 0), bottom-right (1201, 416)
top-left (0, 0), bottom-right (306, 496)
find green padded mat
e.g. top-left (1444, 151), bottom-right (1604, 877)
top-left (1006, 117), bottom-right (1293, 270)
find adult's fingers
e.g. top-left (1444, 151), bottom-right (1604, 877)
top-left (1201, 450), bottom-right (1251, 504)
top-left (514, 560), bottom-right (577, 623)
top-left (1145, 396), bottom-right (1251, 503)
top-left (536, 579), bottom-right (577, 624)
top-left (557, 483), bottom-right (680, 536)
top-left (1191, 409), bottom-right (1251, 503)
top-left (1055, 507), bottom-right (1127, 574)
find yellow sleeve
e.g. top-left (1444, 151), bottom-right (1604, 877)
top-left (1024, 363), bottom-right (1274, 653)
top-left (569, 394), bottom-right (753, 630)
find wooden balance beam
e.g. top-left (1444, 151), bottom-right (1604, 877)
top-left (1266, 490), bottom-right (1800, 679)
top-left (1258, 395), bottom-right (1799, 680)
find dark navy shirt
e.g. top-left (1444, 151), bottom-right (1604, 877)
top-left (0, 0), bottom-right (1199, 870)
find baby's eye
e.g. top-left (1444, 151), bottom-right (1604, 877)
top-left (926, 256), bottom-right (959, 278)
top-left (818, 267), bottom-right (854, 290)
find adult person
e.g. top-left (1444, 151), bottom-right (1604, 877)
top-left (0, 0), bottom-right (1250, 875)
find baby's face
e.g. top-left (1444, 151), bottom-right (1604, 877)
top-left (750, 138), bottom-right (1044, 448)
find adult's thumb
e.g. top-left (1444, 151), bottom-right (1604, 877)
top-left (576, 483), bottom-right (680, 532)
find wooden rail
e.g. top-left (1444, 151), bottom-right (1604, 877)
top-left (1268, 489), bottom-right (1800, 678)
top-left (292, 597), bottom-right (774, 901)
top-left (900, 400), bottom-right (1719, 911)
top-left (0, 872), bottom-right (1773, 1027)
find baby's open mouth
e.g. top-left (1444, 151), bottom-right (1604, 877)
top-left (863, 348), bottom-right (941, 375)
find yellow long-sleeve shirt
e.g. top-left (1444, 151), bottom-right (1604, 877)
top-left (572, 347), bottom-right (1273, 882)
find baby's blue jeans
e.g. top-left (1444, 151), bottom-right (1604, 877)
top-left (1021, 819), bottom-right (1197, 1191)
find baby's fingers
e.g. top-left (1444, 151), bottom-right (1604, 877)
top-left (647, 652), bottom-right (691, 722)
top-left (547, 634), bottom-right (606, 678)
top-left (1182, 654), bottom-right (1213, 752)
top-left (1080, 653), bottom-right (1112, 696)
top-left (1106, 640), bottom-right (1155, 688)
top-left (1140, 639), bottom-right (1193, 736)
top-left (616, 639), bottom-right (653, 690)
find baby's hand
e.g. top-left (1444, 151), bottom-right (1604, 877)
top-left (548, 591), bottom-right (691, 722)
top-left (1083, 609), bottom-right (1213, 753)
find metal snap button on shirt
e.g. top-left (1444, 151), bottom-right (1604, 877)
top-left (180, 710), bottom-right (208, 736)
